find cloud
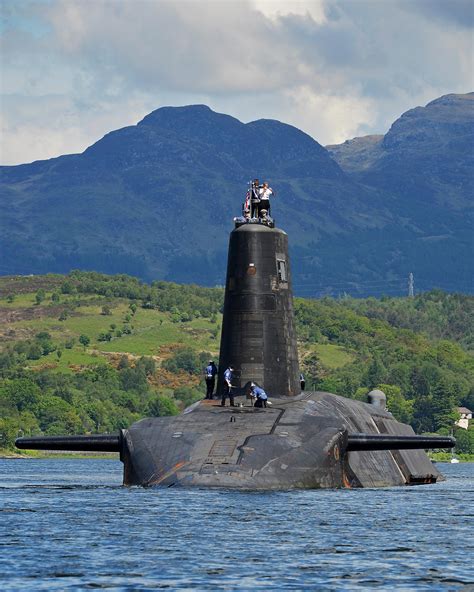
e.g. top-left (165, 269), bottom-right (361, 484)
top-left (0, 0), bottom-right (472, 164)
top-left (253, 0), bottom-right (327, 23)
top-left (403, 0), bottom-right (474, 28)
top-left (0, 93), bottom-right (160, 164)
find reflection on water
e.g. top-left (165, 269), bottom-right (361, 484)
top-left (0, 459), bottom-right (473, 590)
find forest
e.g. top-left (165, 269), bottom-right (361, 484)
top-left (1, 271), bottom-right (473, 454)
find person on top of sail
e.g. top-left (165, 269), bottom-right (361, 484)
top-left (257, 182), bottom-right (274, 217)
top-left (250, 178), bottom-right (261, 218)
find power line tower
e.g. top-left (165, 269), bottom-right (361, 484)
top-left (408, 272), bottom-right (414, 298)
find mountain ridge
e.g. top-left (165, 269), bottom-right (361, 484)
top-left (1, 93), bottom-right (472, 295)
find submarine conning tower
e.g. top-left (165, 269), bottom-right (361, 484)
top-left (218, 218), bottom-right (300, 397)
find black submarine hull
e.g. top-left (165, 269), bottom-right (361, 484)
top-left (119, 391), bottom-right (449, 488)
top-left (16, 391), bottom-right (454, 488)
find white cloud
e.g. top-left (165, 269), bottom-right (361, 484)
top-left (280, 86), bottom-right (377, 144)
top-left (253, 0), bottom-right (327, 23)
top-left (0, 0), bottom-right (472, 164)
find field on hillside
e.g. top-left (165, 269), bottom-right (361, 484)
top-left (1, 290), bottom-right (220, 371)
top-left (0, 287), bottom-right (354, 377)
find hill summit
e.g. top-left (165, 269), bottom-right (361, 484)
top-left (1, 94), bottom-right (473, 295)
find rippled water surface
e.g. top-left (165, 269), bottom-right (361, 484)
top-left (0, 459), bottom-right (473, 591)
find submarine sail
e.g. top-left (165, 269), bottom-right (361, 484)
top-left (218, 223), bottom-right (300, 397)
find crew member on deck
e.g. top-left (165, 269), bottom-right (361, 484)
top-left (250, 383), bottom-right (268, 408)
top-left (221, 365), bottom-right (235, 407)
top-left (205, 361), bottom-right (218, 399)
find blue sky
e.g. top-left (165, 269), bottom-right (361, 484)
top-left (1, 0), bottom-right (472, 165)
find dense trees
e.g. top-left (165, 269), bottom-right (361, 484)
top-left (341, 291), bottom-right (474, 351)
top-left (0, 357), bottom-right (189, 447)
top-left (64, 270), bottom-right (224, 320)
top-left (294, 295), bottom-right (474, 436)
top-left (162, 348), bottom-right (211, 375)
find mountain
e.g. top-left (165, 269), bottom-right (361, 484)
top-left (1, 95), bottom-right (473, 296)
top-left (327, 93), bottom-right (473, 203)
top-left (326, 93), bottom-right (474, 294)
top-left (326, 135), bottom-right (384, 173)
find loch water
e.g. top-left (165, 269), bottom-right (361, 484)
top-left (0, 459), bottom-right (472, 591)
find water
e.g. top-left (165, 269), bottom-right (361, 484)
top-left (0, 459), bottom-right (472, 591)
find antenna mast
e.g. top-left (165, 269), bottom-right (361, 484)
top-left (408, 272), bottom-right (414, 298)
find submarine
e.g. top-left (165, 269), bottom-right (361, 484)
top-left (16, 193), bottom-right (454, 488)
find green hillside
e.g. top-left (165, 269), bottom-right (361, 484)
top-left (1, 272), bottom-right (473, 454)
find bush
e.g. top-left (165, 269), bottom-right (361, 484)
top-left (98, 332), bottom-right (112, 342)
top-left (162, 348), bottom-right (200, 374)
top-left (147, 395), bottom-right (179, 417)
top-left (35, 332), bottom-right (55, 355)
top-left (79, 335), bottom-right (90, 349)
top-left (61, 281), bottom-right (76, 294)
top-left (137, 357), bottom-right (156, 376)
top-left (27, 343), bottom-right (43, 360)
top-left (119, 367), bottom-right (148, 392)
top-left (0, 417), bottom-right (20, 448)
top-left (35, 289), bottom-right (46, 305)
top-left (173, 386), bottom-right (202, 408)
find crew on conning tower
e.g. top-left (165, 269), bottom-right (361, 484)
top-left (235, 179), bottom-right (276, 228)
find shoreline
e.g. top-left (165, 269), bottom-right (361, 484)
top-left (0, 449), bottom-right (119, 460)
top-left (2, 449), bottom-right (472, 462)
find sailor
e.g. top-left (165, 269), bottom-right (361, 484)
top-left (258, 182), bottom-right (274, 217)
top-left (250, 382), bottom-right (268, 408)
top-left (221, 365), bottom-right (235, 407)
top-left (250, 178), bottom-right (261, 218)
top-left (300, 373), bottom-right (305, 391)
top-left (259, 209), bottom-right (270, 226)
top-left (204, 360), bottom-right (218, 399)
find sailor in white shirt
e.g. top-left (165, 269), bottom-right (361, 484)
top-left (258, 182), bottom-right (274, 217)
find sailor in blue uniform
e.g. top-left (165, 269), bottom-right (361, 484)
top-left (221, 366), bottom-right (235, 406)
top-left (250, 383), bottom-right (268, 408)
top-left (204, 361), bottom-right (218, 399)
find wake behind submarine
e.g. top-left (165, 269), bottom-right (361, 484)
top-left (16, 182), bottom-right (454, 488)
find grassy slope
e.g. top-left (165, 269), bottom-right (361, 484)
top-left (1, 283), bottom-right (357, 375)
top-left (300, 343), bottom-right (354, 369)
top-left (1, 288), bottom-right (358, 376)
top-left (1, 291), bottom-right (221, 372)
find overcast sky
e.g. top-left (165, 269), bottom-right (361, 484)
top-left (1, 0), bottom-right (472, 165)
